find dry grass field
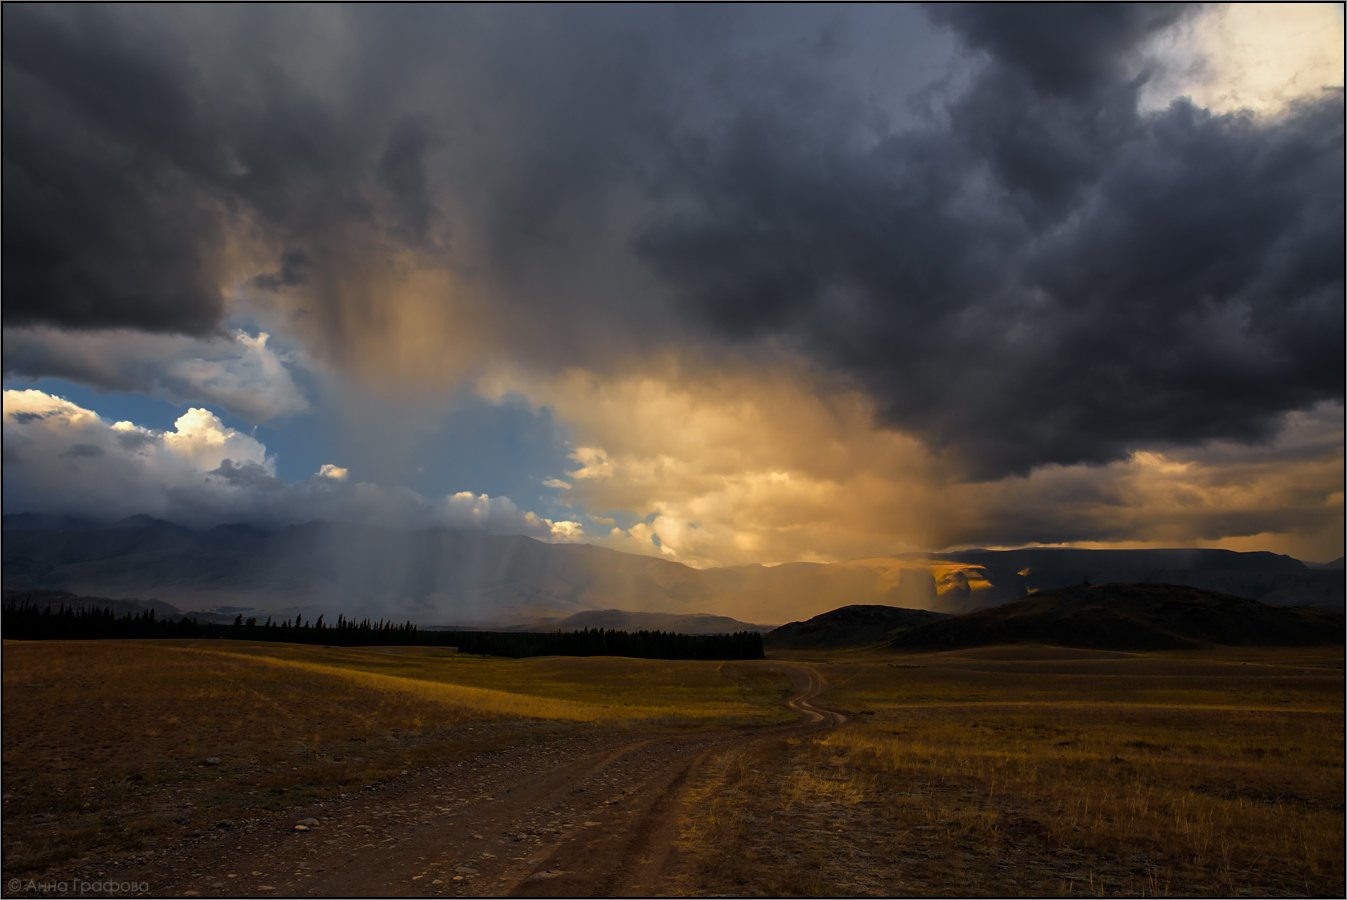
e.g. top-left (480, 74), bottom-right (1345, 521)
top-left (0, 639), bottom-right (788, 878)
top-left (3, 639), bottom-right (1342, 897)
top-left (679, 645), bottom-right (1345, 897)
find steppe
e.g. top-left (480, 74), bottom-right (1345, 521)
top-left (3, 640), bottom-right (1342, 896)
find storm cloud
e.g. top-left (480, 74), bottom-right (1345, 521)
top-left (2, 326), bottom-right (309, 422)
top-left (2, 4), bottom-right (1341, 526)
top-left (638, 5), bottom-right (1344, 477)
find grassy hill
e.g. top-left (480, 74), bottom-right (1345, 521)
top-left (766, 604), bottom-right (946, 649)
top-left (889, 583), bottom-right (1344, 651)
top-left (540, 609), bottom-right (772, 634)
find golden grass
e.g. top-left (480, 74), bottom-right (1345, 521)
top-left (684, 645), bottom-right (1345, 897)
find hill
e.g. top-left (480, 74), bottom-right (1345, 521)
top-left (766, 604), bottom-right (946, 649)
top-left (541, 609), bottom-right (772, 634)
top-left (889, 583), bottom-right (1345, 652)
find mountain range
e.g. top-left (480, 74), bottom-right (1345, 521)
top-left (3, 514), bottom-right (1342, 626)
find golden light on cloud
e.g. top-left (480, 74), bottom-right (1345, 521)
top-left (4, 388), bottom-right (102, 428)
top-left (478, 358), bottom-right (1344, 568)
top-left (1130, 450), bottom-right (1192, 475)
top-left (476, 357), bottom-right (944, 568)
top-left (160, 408), bottom-right (271, 472)
top-left (1143, 3), bottom-right (1345, 115)
top-left (569, 447), bottom-right (615, 480)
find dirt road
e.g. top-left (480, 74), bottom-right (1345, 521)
top-left (116, 662), bottom-right (841, 898)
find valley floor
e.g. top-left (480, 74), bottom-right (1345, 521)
top-left (2, 640), bottom-right (1342, 897)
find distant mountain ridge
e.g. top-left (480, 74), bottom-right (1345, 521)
top-left (2, 514), bottom-right (1342, 625)
top-left (0, 588), bottom-right (766, 636)
top-left (0, 588), bottom-right (236, 624)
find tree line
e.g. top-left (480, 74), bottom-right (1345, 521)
top-left (0, 598), bottom-right (765, 660)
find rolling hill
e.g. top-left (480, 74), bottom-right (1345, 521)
top-left (930, 547), bottom-right (1345, 611)
top-left (766, 605), bottom-right (946, 649)
top-left (887, 583), bottom-right (1345, 651)
top-left (511, 609), bottom-right (772, 634)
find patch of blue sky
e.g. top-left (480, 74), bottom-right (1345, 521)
top-left (403, 389), bottom-right (575, 503)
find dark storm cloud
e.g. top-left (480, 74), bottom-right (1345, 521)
top-left (1, 3), bottom-right (431, 334)
top-left (377, 118), bottom-right (444, 247)
top-left (637, 5), bottom-right (1344, 478)
top-left (251, 250), bottom-right (311, 292)
top-left (1, 4), bottom-right (926, 347)
top-left (2, 4), bottom-right (1341, 481)
top-left (1, 5), bottom-right (228, 333)
top-left (924, 3), bottom-right (1190, 97)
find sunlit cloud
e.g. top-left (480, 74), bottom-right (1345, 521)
top-left (569, 447), bottom-right (614, 481)
top-left (1141, 3), bottom-right (1345, 115)
top-left (546, 519), bottom-right (585, 541)
top-left (500, 365), bottom-right (1345, 567)
top-left (162, 408), bottom-right (272, 473)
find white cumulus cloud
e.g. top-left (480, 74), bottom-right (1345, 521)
top-left (2, 390), bottom-right (572, 543)
top-left (162, 408), bottom-right (272, 472)
top-left (546, 519), bottom-right (585, 540)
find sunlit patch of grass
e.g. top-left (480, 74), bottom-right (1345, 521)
top-left (176, 647), bottom-right (637, 721)
top-left (175, 642), bottom-right (792, 724)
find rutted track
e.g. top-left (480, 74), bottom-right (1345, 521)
top-left (118, 662), bottom-right (843, 897)
top-left (492, 662), bottom-right (844, 898)
top-left (781, 663), bottom-right (847, 729)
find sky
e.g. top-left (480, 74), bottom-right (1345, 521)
top-left (3, 3), bottom-right (1344, 566)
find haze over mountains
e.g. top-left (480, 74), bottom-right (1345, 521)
top-left (4, 515), bottom-right (1341, 627)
